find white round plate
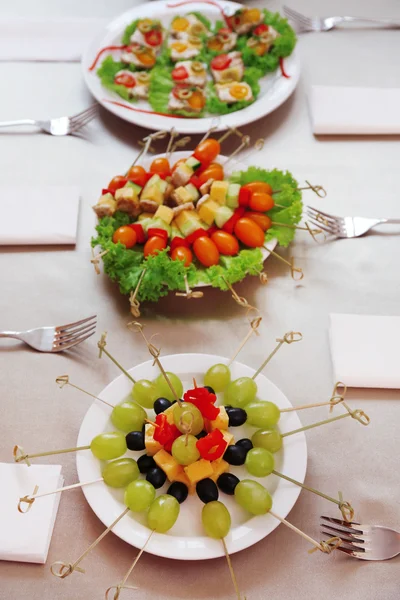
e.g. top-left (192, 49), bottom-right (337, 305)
top-left (82, 0), bottom-right (300, 134)
top-left (77, 353), bottom-right (307, 560)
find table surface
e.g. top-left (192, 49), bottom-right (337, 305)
top-left (1, 1), bottom-right (399, 599)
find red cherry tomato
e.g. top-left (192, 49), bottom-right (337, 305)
top-left (172, 65), bottom-right (189, 81)
top-left (193, 236), bottom-right (220, 267)
top-left (170, 236), bottom-right (190, 252)
top-left (129, 223), bottom-right (146, 243)
top-left (210, 54), bottom-right (232, 70)
top-left (144, 236), bottom-right (167, 257)
top-left (238, 187), bottom-right (251, 207)
top-left (249, 192), bottom-right (275, 212)
top-left (126, 165), bottom-right (147, 187)
top-left (114, 72), bottom-right (136, 88)
top-left (107, 176), bottom-right (128, 194)
top-left (218, 27), bottom-right (232, 35)
top-left (210, 231), bottom-right (239, 256)
top-left (254, 23), bottom-right (269, 36)
top-left (171, 158), bottom-right (186, 173)
top-left (144, 29), bottom-right (162, 47)
top-left (234, 217), bottom-right (265, 247)
top-left (171, 246), bottom-right (193, 267)
top-left (150, 157), bottom-right (171, 177)
top-left (198, 163), bottom-right (224, 185)
top-left (246, 212), bottom-right (272, 231)
top-left (242, 181), bottom-right (273, 195)
top-left (194, 139), bottom-right (221, 164)
top-left (112, 226), bottom-right (137, 248)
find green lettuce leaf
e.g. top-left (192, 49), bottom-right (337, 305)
top-left (206, 67), bottom-right (261, 115)
top-left (122, 19), bottom-right (140, 45)
top-left (96, 56), bottom-right (137, 102)
top-left (148, 66), bottom-right (206, 118)
top-left (205, 249), bottom-right (264, 289)
top-left (188, 11), bottom-right (212, 31)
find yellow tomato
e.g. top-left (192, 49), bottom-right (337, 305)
top-left (172, 17), bottom-right (189, 31)
top-left (230, 83), bottom-right (249, 100)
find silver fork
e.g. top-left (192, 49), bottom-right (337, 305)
top-left (283, 6), bottom-right (400, 32)
top-left (0, 104), bottom-right (98, 136)
top-left (321, 516), bottom-right (400, 560)
top-left (307, 206), bottom-right (400, 238)
top-left (0, 315), bottom-right (97, 352)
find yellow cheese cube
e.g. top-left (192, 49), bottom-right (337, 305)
top-left (145, 424), bottom-right (163, 456)
top-left (141, 184), bottom-right (163, 205)
top-left (115, 186), bottom-right (138, 202)
top-left (198, 199), bottom-right (219, 225)
top-left (155, 205), bottom-right (174, 225)
top-left (208, 407), bottom-right (229, 431)
top-left (171, 467), bottom-right (191, 488)
top-left (163, 403), bottom-right (176, 425)
top-left (214, 430), bottom-right (235, 463)
top-left (210, 459), bottom-right (229, 483)
top-left (184, 459), bottom-right (214, 485)
top-left (210, 180), bottom-right (229, 205)
top-left (173, 186), bottom-right (193, 205)
top-left (154, 449), bottom-right (182, 481)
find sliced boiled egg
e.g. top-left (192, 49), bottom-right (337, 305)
top-left (169, 39), bottom-right (200, 60)
top-left (215, 81), bottom-right (253, 103)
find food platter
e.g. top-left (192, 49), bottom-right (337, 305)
top-left (76, 353), bottom-right (307, 560)
top-left (82, 0), bottom-right (300, 134)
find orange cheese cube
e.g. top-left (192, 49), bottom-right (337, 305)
top-left (214, 430), bottom-right (235, 463)
top-left (171, 467), bottom-right (191, 488)
top-left (208, 407), bottom-right (229, 431)
top-left (145, 424), bottom-right (162, 456)
top-left (184, 459), bottom-right (213, 485)
top-left (153, 449), bottom-right (182, 481)
top-left (163, 403), bottom-right (176, 425)
top-left (210, 459), bottom-right (229, 482)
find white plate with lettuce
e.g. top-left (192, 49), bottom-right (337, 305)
top-left (82, 0), bottom-right (300, 134)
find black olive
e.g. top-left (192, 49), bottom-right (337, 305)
top-left (137, 454), bottom-right (156, 474)
top-left (195, 430), bottom-right (208, 439)
top-left (204, 386), bottom-right (215, 394)
top-left (217, 473), bottom-right (240, 495)
top-left (236, 438), bottom-right (253, 453)
top-left (196, 478), bottom-right (219, 503)
top-left (154, 397), bottom-right (172, 414)
top-left (126, 430), bottom-right (145, 451)
top-left (226, 407), bottom-right (247, 427)
top-left (146, 467), bottom-right (167, 489)
top-left (167, 481), bottom-right (188, 504)
top-left (223, 444), bottom-right (247, 466)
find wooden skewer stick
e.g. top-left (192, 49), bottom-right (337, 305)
top-left (18, 478), bottom-right (104, 513)
top-left (223, 135), bottom-right (251, 167)
top-left (263, 246), bottom-right (304, 280)
top-left (280, 397), bottom-right (344, 413)
top-left (98, 332), bottom-right (136, 384)
top-left (222, 538), bottom-right (243, 600)
top-left (13, 444), bottom-right (90, 467)
top-left (228, 316), bottom-right (262, 366)
top-left (175, 273), bottom-right (203, 299)
top-left (129, 269), bottom-right (147, 318)
top-left (273, 181), bottom-right (327, 198)
top-left (170, 135), bottom-right (192, 155)
top-left (269, 510), bottom-right (341, 554)
top-left (55, 375), bottom-right (114, 408)
top-left (91, 248), bottom-right (109, 275)
top-left (281, 407), bottom-right (370, 438)
top-left (124, 130), bottom-right (168, 175)
top-left (252, 331), bottom-right (302, 380)
top-left (198, 118), bottom-right (220, 144)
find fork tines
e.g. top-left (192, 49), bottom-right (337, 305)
top-left (320, 516), bottom-right (367, 556)
top-left (283, 6), bottom-right (313, 29)
top-left (53, 315), bottom-right (97, 350)
top-left (70, 104), bottom-right (98, 133)
top-left (306, 206), bottom-right (341, 235)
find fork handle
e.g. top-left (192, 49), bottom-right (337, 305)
top-left (0, 331), bottom-right (22, 339)
top-left (341, 16), bottom-right (400, 27)
top-left (379, 219), bottom-right (400, 225)
top-left (0, 119), bottom-right (37, 128)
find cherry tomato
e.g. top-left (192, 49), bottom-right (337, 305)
top-left (144, 29), bottom-right (162, 47)
top-left (249, 192), bottom-right (274, 212)
top-left (194, 139), bottom-right (221, 164)
top-left (234, 217), bottom-right (265, 247)
top-left (210, 231), bottom-right (239, 256)
top-left (112, 226), bottom-right (137, 248)
top-left (246, 212), bottom-right (272, 231)
top-left (172, 66), bottom-right (189, 81)
top-left (254, 23), bottom-right (269, 36)
top-left (114, 72), bottom-right (136, 88)
top-left (108, 176), bottom-right (128, 194)
top-left (144, 236), bottom-right (167, 257)
top-left (242, 181), bottom-right (273, 195)
top-left (171, 158), bottom-right (186, 173)
top-left (126, 165), bottom-right (147, 187)
top-left (150, 157), bottom-right (171, 177)
top-left (193, 236), bottom-right (220, 267)
top-left (198, 162), bottom-right (224, 185)
top-left (171, 246), bottom-right (193, 267)
top-left (188, 91), bottom-right (206, 111)
top-left (210, 54), bottom-right (232, 70)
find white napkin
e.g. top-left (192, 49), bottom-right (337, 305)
top-left (0, 186), bottom-right (80, 246)
top-left (329, 313), bottom-right (400, 389)
top-left (0, 17), bottom-right (107, 62)
top-left (309, 85), bottom-right (400, 135)
top-left (0, 463), bottom-right (63, 563)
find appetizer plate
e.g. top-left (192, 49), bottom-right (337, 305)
top-left (82, 0), bottom-right (300, 134)
top-left (77, 353), bottom-right (307, 560)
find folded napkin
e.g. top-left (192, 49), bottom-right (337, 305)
top-left (329, 313), bottom-right (400, 389)
top-left (0, 17), bottom-right (107, 62)
top-left (309, 85), bottom-right (400, 135)
top-left (0, 463), bottom-right (63, 563)
top-left (0, 186), bottom-right (80, 245)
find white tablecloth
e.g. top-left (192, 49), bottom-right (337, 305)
top-left (0, 0), bottom-right (399, 599)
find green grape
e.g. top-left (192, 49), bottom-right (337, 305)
top-left (173, 402), bottom-right (204, 436)
top-left (224, 377), bottom-right (257, 409)
top-left (171, 435), bottom-right (200, 465)
top-left (90, 432), bottom-right (127, 460)
top-left (111, 401), bottom-right (146, 432)
top-left (125, 480), bottom-right (155, 512)
top-left (204, 364), bottom-right (231, 392)
top-left (252, 429), bottom-right (282, 453)
top-left (202, 501), bottom-right (231, 539)
top-left (154, 372), bottom-right (183, 402)
top-left (246, 401), bottom-right (280, 428)
top-left (147, 494), bottom-right (180, 533)
top-left (234, 479), bottom-right (272, 515)
top-left (132, 379), bottom-right (159, 409)
top-left (102, 458), bottom-right (139, 488)
top-left (245, 448), bottom-right (275, 477)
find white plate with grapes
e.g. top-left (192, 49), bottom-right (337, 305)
top-left (77, 353), bottom-right (307, 560)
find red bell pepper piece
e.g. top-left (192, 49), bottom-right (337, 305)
top-left (196, 429), bottom-right (227, 461)
top-left (153, 414), bottom-right (180, 448)
top-left (207, 225), bottom-right (218, 236)
top-left (184, 387), bottom-right (220, 420)
top-left (144, 172), bottom-right (155, 184)
top-left (129, 223), bottom-right (146, 244)
top-left (102, 188), bottom-right (113, 196)
top-left (163, 424), bottom-right (181, 452)
top-left (186, 229), bottom-right (209, 245)
top-left (148, 228), bottom-right (169, 243)
top-left (170, 236), bottom-right (190, 252)
top-left (222, 207), bottom-right (246, 234)
top-left (189, 175), bottom-right (202, 189)
top-left (239, 187), bottom-right (251, 207)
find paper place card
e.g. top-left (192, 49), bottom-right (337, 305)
top-left (329, 313), bottom-right (400, 389)
top-left (0, 186), bottom-right (80, 246)
top-left (0, 463), bottom-right (63, 563)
